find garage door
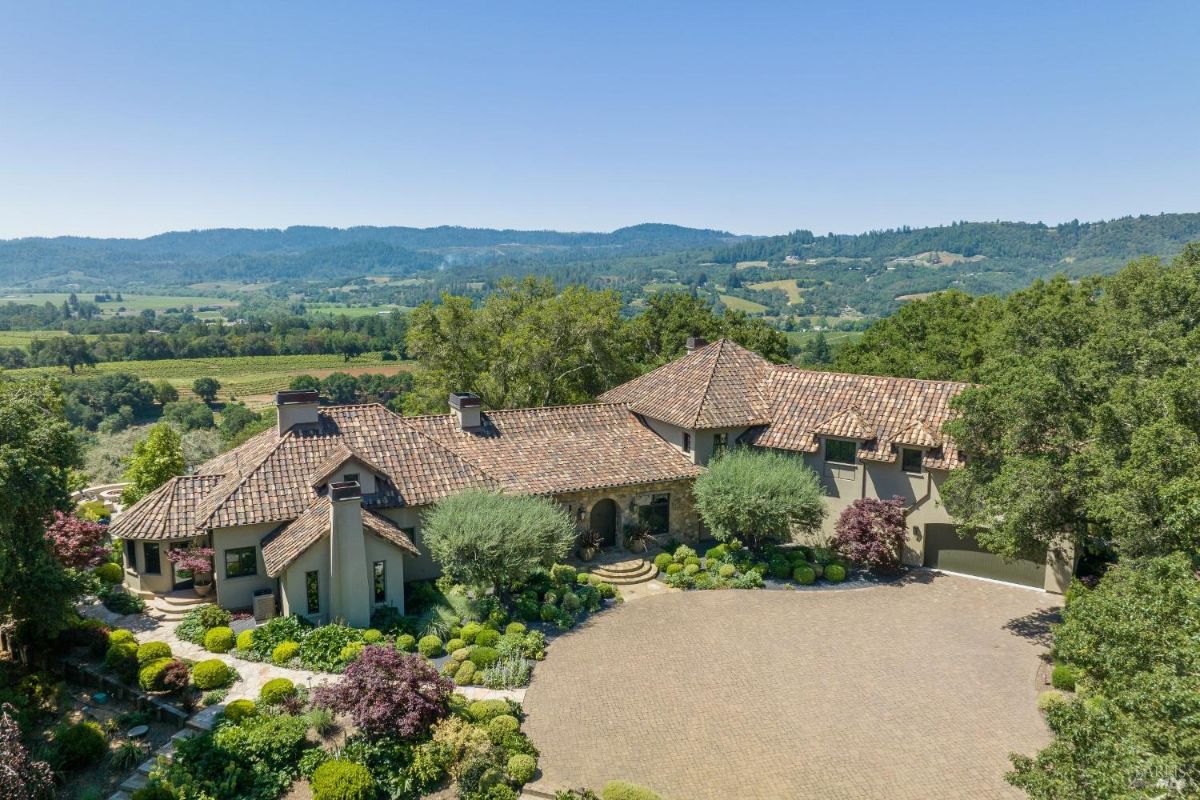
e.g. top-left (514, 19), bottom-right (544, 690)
top-left (922, 524), bottom-right (1045, 588)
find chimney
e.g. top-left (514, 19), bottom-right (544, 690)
top-left (686, 336), bottom-right (707, 354)
top-left (328, 481), bottom-right (369, 627)
top-left (276, 390), bottom-right (319, 436)
top-left (449, 392), bottom-right (481, 431)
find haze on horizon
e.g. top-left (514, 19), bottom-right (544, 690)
top-left (1, 1), bottom-right (1198, 240)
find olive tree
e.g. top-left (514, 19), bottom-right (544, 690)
top-left (421, 490), bottom-right (575, 592)
top-left (692, 448), bottom-right (825, 546)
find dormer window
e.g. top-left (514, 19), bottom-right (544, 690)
top-left (343, 473), bottom-right (359, 484)
top-left (824, 438), bottom-right (857, 465)
top-left (901, 448), bottom-right (923, 474)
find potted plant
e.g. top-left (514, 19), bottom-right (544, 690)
top-left (625, 526), bottom-right (650, 554)
top-left (576, 529), bottom-right (602, 562)
top-left (167, 546), bottom-right (216, 596)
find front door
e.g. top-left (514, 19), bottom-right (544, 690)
top-left (589, 499), bottom-right (618, 547)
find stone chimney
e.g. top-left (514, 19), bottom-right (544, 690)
top-left (449, 392), bottom-right (482, 431)
top-left (276, 390), bottom-right (319, 436)
top-left (328, 481), bottom-right (370, 628)
top-left (686, 336), bottom-right (707, 354)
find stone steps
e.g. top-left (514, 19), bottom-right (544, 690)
top-left (108, 725), bottom-right (198, 800)
top-left (146, 592), bottom-right (208, 621)
top-left (587, 558), bottom-right (657, 585)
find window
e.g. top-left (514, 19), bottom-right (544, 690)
top-left (824, 438), bottom-right (857, 465)
top-left (713, 433), bottom-right (726, 455)
top-left (124, 539), bottom-right (137, 569)
top-left (305, 570), bottom-right (320, 614)
top-left (402, 527), bottom-right (417, 548)
top-left (636, 494), bottom-right (670, 534)
top-left (343, 473), bottom-right (359, 484)
top-left (373, 561), bottom-right (386, 603)
top-left (224, 546), bottom-right (257, 578)
top-left (682, 432), bottom-right (692, 453)
top-left (143, 542), bottom-right (161, 575)
top-left (901, 448), bottom-right (924, 474)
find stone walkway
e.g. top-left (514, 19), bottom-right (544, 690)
top-left (521, 572), bottom-right (1061, 800)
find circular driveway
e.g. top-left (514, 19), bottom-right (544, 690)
top-left (522, 573), bottom-right (1058, 800)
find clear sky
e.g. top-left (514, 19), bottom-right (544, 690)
top-left (1, 1), bottom-right (1197, 239)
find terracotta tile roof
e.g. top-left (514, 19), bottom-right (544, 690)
top-left (307, 444), bottom-right (391, 489)
top-left (405, 403), bottom-right (703, 495)
top-left (109, 475), bottom-right (224, 541)
top-left (260, 497), bottom-right (419, 578)
top-left (892, 419), bottom-right (943, 449)
top-left (812, 407), bottom-right (876, 440)
top-left (598, 339), bottom-right (772, 429)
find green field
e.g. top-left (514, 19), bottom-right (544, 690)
top-left (642, 281), bottom-right (687, 294)
top-left (4, 353), bottom-right (415, 406)
top-left (718, 294), bottom-right (769, 314)
top-left (1, 292), bottom-right (235, 315)
top-left (305, 303), bottom-right (412, 318)
top-left (786, 330), bottom-right (863, 348)
top-left (748, 278), bottom-right (804, 304)
top-left (0, 330), bottom-right (123, 350)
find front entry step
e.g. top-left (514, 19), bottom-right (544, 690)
top-left (587, 558), bottom-right (657, 585)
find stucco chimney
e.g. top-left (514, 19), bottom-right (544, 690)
top-left (328, 481), bottom-right (370, 627)
top-left (686, 336), bottom-right (707, 353)
top-left (449, 392), bottom-right (482, 431)
top-left (276, 390), bottom-right (319, 436)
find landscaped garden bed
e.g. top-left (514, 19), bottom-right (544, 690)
top-left (652, 540), bottom-right (861, 590)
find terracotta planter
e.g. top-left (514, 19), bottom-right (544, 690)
top-left (578, 546), bottom-right (597, 562)
top-left (627, 539), bottom-right (647, 554)
top-left (194, 580), bottom-right (213, 597)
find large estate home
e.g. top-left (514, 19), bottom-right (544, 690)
top-left (110, 338), bottom-right (1073, 626)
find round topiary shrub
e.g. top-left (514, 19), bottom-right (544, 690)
top-left (595, 581), bottom-right (616, 599)
top-left (665, 563), bottom-right (683, 575)
top-left (550, 563), bottom-right (577, 586)
top-left (507, 753), bottom-right (537, 784)
top-left (683, 564), bottom-right (700, 576)
top-left (417, 635), bottom-right (444, 658)
top-left (459, 622), bottom-right (483, 644)
top-left (339, 643), bottom-right (364, 663)
top-left (236, 629), bottom-right (254, 651)
top-left (653, 553), bottom-right (673, 572)
top-left (768, 558), bottom-right (791, 579)
top-left (792, 566), bottom-right (816, 585)
top-left (672, 544), bottom-right (696, 563)
top-left (601, 780), bottom-right (663, 800)
top-left (466, 698), bottom-right (511, 722)
top-left (191, 658), bottom-right (233, 690)
top-left (718, 563), bottom-right (737, 579)
top-left (224, 699), bottom-right (258, 722)
top-left (809, 561), bottom-right (824, 578)
top-left (108, 629), bottom-right (136, 646)
top-left (539, 603), bottom-right (557, 622)
top-left (560, 592), bottom-right (582, 613)
top-left (1051, 663), bottom-right (1078, 691)
top-left (1037, 690), bottom-right (1067, 711)
top-left (260, 677), bottom-right (296, 705)
top-left (272, 640), bottom-right (300, 664)
top-left (825, 564), bottom-right (847, 583)
top-left (136, 641), bottom-right (172, 666)
top-left (95, 562), bottom-right (124, 584)
top-left (505, 622), bottom-right (526, 637)
top-left (311, 758), bottom-right (377, 800)
top-left (475, 628), bottom-right (501, 647)
top-left (454, 660), bottom-right (477, 685)
top-left (55, 720), bottom-right (107, 769)
top-left (684, 556), bottom-right (701, 568)
top-left (451, 647), bottom-right (472, 662)
top-left (395, 633), bottom-right (416, 652)
top-left (105, 642), bottom-right (138, 679)
top-left (704, 544), bottom-right (728, 563)
top-left (362, 628), bottom-right (383, 644)
top-left (138, 657), bottom-right (173, 691)
top-left (488, 714), bottom-right (520, 739)
top-left (444, 637), bottom-right (466, 654)
top-left (203, 626), bottom-right (235, 653)
top-left (469, 646), bottom-right (500, 668)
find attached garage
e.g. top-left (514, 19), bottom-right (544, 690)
top-left (922, 524), bottom-right (1046, 589)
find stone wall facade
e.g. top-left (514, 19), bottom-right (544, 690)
top-left (556, 478), bottom-right (701, 546)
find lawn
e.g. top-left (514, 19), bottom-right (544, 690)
top-left (5, 353), bottom-right (415, 405)
top-left (717, 294), bottom-right (769, 314)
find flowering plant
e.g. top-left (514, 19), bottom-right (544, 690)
top-left (167, 546), bottom-right (216, 577)
top-left (43, 511), bottom-right (110, 570)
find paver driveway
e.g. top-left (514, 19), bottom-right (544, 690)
top-left (522, 573), bottom-right (1059, 800)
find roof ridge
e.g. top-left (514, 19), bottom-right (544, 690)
top-left (194, 430), bottom-right (290, 530)
top-left (690, 339), bottom-right (726, 429)
top-left (401, 401), bottom-right (633, 422)
top-left (768, 362), bottom-right (973, 389)
top-left (394, 417), bottom-right (503, 488)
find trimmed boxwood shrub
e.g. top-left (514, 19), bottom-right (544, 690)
top-left (718, 563), bottom-right (737, 579)
top-left (466, 698), bottom-right (512, 722)
top-left (136, 641), bottom-right (172, 665)
top-left (683, 564), bottom-right (700, 576)
top-left (672, 545), bottom-right (696, 563)
top-left (55, 720), bottom-right (107, 769)
top-left (809, 561), bottom-right (824, 578)
top-left (793, 565), bottom-right (816, 585)
top-left (488, 714), bottom-right (520, 739)
top-left (665, 563), bottom-right (683, 575)
top-left (236, 629), bottom-right (254, 650)
top-left (224, 699), bottom-right (258, 722)
top-left (459, 622), bottom-right (484, 644)
top-left (105, 642), bottom-right (138, 681)
top-left (451, 647), bottom-right (471, 662)
top-left (95, 562), bottom-right (124, 584)
top-left (1037, 690), bottom-right (1067, 711)
top-left (653, 553), bottom-right (673, 572)
top-left (260, 677), bottom-right (296, 704)
top-left (505, 622), bottom-right (527, 636)
top-left (1051, 663), bottom-right (1078, 691)
top-left (684, 556), bottom-right (701, 568)
top-left (768, 558), bottom-right (792, 579)
top-left (272, 640), bottom-right (300, 664)
top-left (507, 753), bottom-right (537, 784)
top-left (454, 661), bottom-right (477, 685)
top-left (192, 659), bottom-right (233, 690)
top-left (550, 563), bottom-right (577, 586)
top-left (704, 544), bottom-right (729, 563)
top-left (825, 564), bottom-right (847, 583)
top-left (475, 628), bottom-right (501, 647)
top-left (340, 643), bottom-right (365, 663)
top-left (469, 646), bottom-right (500, 668)
top-left (395, 633), bottom-right (417, 652)
top-left (108, 628), bottom-right (136, 646)
top-left (445, 638), bottom-right (467, 654)
top-left (362, 628), bottom-right (383, 644)
top-left (138, 657), bottom-right (175, 691)
top-left (417, 635), bottom-right (444, 658)
top-left (602, 781), bottom-right (663, 800)
top-left (311, 758), bottom-right (377, 800)
top-left (204, 626), bottom-right (235, 653)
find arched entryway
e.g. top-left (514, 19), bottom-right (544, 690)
top-left (589, 499), bottom-right (618, 547)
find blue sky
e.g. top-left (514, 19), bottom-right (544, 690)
top-left (1, 1), bottom-right (1197, 238)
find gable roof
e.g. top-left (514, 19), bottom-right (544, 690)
top-left (308, 444), bottom-right (391, 489)
top-left (598, 339), bottom-right (772, 429)
top-left (109, 475), bottom-right (225, 540)
top-left (260, 496), bottom-right (418, 578)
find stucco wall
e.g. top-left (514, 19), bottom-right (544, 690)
top-left (375, 507), bottom-right (434, 581)
top-left (639, 416), bottom-right (750, 466)
top-left (122, 537), bottom-right (195, 595)
top-left (280, 535), bottom-right (331, 624)
top-left (364, 533), bottom-right (406, 613)
top-left (212, 523), bottom-right (277, 611)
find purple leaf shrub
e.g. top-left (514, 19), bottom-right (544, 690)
top-left (313, 645), bottom-right (452, 739)
top-left (43, 511), bottom-right (109, 570)
top-left (0, 703), bottom-right (54, 800)
top-left (832, 496), bottom-right (908, 573)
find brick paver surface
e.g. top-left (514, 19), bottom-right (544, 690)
top-left (522, 572), bottom-right (1059, 800)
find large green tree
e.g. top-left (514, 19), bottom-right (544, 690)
top-left (0, 380), bottom-right (81, 639)
top-left (625, 290), bottom-right (789, 366)
top-left (121, 422), bottom-right (185, 504)
top-left (420, 490), bottom-right (575, 592)
top-left (692, 448), bottom-right (825, 546)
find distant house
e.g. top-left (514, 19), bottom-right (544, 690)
top-left (111, 339), bottom-right (1071, 625)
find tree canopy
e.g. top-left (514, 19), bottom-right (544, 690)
top-left (420, 490), bottom-right (576, 591)
top-left (692, 449), bottom-right (825, 546)
top-left (121, 422), bottom-right (185, 504)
